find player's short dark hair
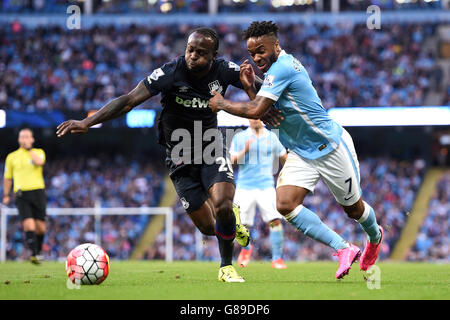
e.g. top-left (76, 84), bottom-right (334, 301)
top-left (189, 27), bottom-right (220, 52)
top-left (243, 21), bottom-right (279, 40)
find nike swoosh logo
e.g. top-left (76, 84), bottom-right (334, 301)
top-left (344, 194), bottom-right (355, 201)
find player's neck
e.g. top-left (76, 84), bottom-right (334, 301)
top-left (251, 127), bottom-right (264, 137)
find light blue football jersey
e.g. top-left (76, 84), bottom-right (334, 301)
top-left (257, 50), bottom-right (343, 160)
top-left (230, 127), bottom-right (286, 190)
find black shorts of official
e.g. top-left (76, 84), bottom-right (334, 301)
top-left (14, 189), bottom-right (47, 221)
top-left (169, 162), bottom-right (235, 214)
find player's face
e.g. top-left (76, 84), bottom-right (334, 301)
top-left (18, 129), bottom-right (34, 149)
top-left (247, 35), bottom-right (280, 73)
top-left (185, 32), bottom-right (217, 75)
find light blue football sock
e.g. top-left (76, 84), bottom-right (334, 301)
top-left (284, 205), bottom-right (349, 251)
top-left (269, 223), bottom-right (283, 261)
top-left (358, 202), bottom-right (382, 244)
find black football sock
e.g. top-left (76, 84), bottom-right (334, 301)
top-left (215, 214), bottom-right (236, 268)
top-left (25, 231), bottom-right (38, 256)
top-left (36, 234), bottom-right (45, 255)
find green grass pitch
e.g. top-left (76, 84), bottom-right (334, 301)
top-left (0, 260), bottom-right (448, 300)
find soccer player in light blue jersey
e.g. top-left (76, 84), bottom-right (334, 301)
top-left (230, 119), bottom-right (288, 269)
top-left (210, 21), bottom-right (384, 279)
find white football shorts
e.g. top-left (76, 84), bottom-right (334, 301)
top-left (276, 129), bottom-right (362, 206)
top-left (234, 188), bottom-right (283, 227)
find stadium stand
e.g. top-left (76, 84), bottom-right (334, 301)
top-left (408, 172), bottom-right (449, 262)
top-left (0, 21), bottom-right (444, 112)
top-left (0, 0), bottom-right (443, 14)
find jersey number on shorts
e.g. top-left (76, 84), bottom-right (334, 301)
top-left (216, 157), bottom-right (233, 173)
top-left (345, 177), bottom-right (352, 194)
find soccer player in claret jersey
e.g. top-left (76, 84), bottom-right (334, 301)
top-left (56, 28), bottom-right (252, 282)
top-left (210, 21), bottom-right (384, 279)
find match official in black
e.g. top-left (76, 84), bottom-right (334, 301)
top-left (2, 128), bottom-right (47, 264)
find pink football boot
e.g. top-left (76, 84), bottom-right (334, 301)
top-left (360, 226), bottom-right (384, 271)
top-left (334, 243), bottom-right (361, 279)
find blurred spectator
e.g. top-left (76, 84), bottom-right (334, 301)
top-left (408, 172), bottom-right (449, 262)
top-left (0, 22), bottom-right (440, 112)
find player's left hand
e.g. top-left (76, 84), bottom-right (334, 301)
top-left (240, 59), bottom-right (255, 90)
top-left (209, 90), bottom-right (224, 113)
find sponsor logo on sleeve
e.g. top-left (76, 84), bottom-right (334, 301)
top-left (263, 75), bottom-right (275, 87)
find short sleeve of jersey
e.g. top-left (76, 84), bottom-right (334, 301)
top-left (257, 60), bottom-right (293, 102)
top-left (4, 154), bottom-right (12, 179)
top-left (143, 59), bottom-right (177, 96)
top-left (221, 60), bottom-right (243, 89)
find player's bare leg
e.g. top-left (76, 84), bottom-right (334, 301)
top-left (276, 185), bottom-right (360, 279)
top-left (341, 198), bottom-right (383, 271)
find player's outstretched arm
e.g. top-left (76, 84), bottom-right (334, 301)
top-left (56, 80), bottom-right (152, 137)
top-left (210, 90), bottom-right (274, 119)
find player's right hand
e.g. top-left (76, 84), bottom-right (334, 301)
top-left (56, 119), bottom-right (89, 137)
top-left (2, 195), bottom-right (10, 206)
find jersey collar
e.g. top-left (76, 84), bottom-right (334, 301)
top-left (247, 127), bottom-right (269, 139)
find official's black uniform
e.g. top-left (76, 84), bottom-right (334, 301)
top-left (143, 56), bottom-right (243, 213)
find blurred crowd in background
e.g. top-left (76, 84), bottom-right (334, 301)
top-left (0, 0), bottom-right (444, 14)
top-left (408, 172), bottom-right (449, 262)
top-left (147, 157), bottom-right (436, 262)
top-left (0, 21), bottom-right (445, 113)
top-left (1, 155), bottom-right (165, 260)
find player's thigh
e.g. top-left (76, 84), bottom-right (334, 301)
top-left (234, 188), bottom-right (257, 227)
top-left (276, 151), bottom-right (319, 213)
top-left (170, 167), bottom-right (209, 214)
top-left (276, 151), bottom-right (320, 192)
top-left (318, 129), bottom-right (362, 207)
top-left (256, 188), bottom-right (283, 223)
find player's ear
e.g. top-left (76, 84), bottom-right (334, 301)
top-left (274, 39), bottom-right (280, 52)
